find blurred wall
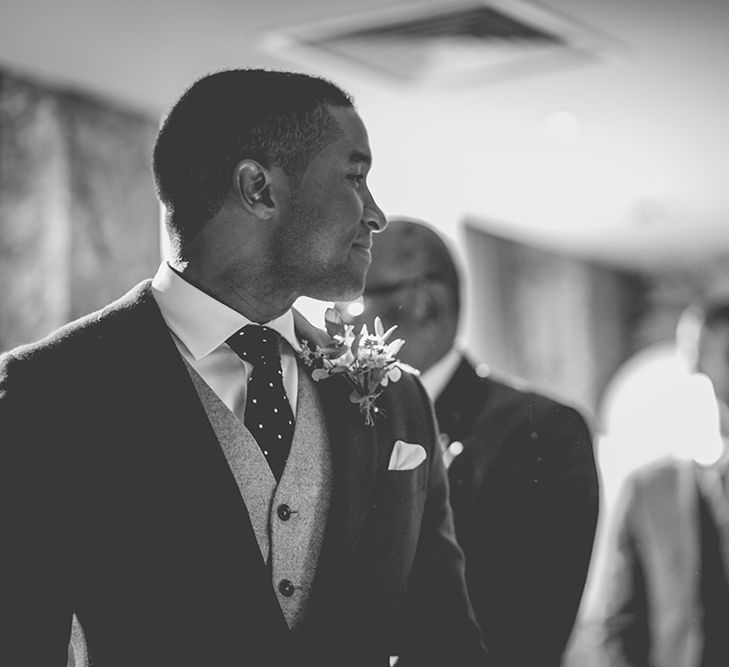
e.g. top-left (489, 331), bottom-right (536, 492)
top-left (462, 221), bottom-right (729, 423)
top-left (462, 222), bottom-right (646, 420)
top-left (0, 67), bottom-right (159, 352)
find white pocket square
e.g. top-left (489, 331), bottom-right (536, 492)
top-left (388, 440), bottom-right (427, 471)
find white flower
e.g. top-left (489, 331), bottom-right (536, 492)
top-left (299, 309), bottom-right (417, 426)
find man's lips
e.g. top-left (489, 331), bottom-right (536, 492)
top-left (352, 238), bottom-right (372, 252)
top-left (352, 243), bottom-right (372, 261)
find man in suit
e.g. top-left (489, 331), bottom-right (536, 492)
top-left (0, 70), bottom-right (487, 666)
top-left (593, 300), bottom-right (729, 667)
top-left (350, 217), bottom-right (599, 667)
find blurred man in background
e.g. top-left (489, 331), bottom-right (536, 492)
top-left (346, 217), bottom-right (599, 667)
top-left (593, 300), bottom-right (729, 667)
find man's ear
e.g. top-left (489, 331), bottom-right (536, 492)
top-left (233, 159), bottom-right (275, 218)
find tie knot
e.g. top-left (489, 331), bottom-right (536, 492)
top-left (227, 324), bottom-right (281, 365)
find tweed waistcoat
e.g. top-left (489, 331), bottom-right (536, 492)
top-left (184, 359), bottom-right (333, 629)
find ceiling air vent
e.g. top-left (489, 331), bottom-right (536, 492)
top-left (263, 0), bottom-right (610, 88)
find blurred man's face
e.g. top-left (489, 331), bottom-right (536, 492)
top-left (338, 222), bottom-right (459, 373)
top-left (342, 227), bottom-right (424, 356)
top-left (698, 322), bottom-right (729, 407)
top-left (359, 277), bottom-right (424, 331)
top-left (347, 225), bottom-right (422, 330)
top-left (344, 279), bottom-right (428, 370)
top-left (272, 106), bottom-right (386, 302)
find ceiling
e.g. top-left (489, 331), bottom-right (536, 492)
top-left (1, 0), bottom-right (728, 271)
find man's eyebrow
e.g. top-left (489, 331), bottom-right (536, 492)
top-left (349, 150), bottom-right (371, 165)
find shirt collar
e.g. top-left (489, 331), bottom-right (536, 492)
top-left (151, 261), bottom-right (301, 360)
top-left (420, 347), bottom-right (463, 401)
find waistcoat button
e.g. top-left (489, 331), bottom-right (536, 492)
top-left (279, 579), bottom-right (295, 597)
top-left (277, 503), bottom-right (292, 521)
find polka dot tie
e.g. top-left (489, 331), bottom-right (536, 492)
top-left (226, 325), bottom-right (294, 481)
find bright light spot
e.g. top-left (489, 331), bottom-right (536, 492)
top-left (544, 111), bottom-right (581, 140)
top-left (599, 343), bottom-right (724, 511)
top-left (346, 299), bottom-right (365, 317)
top-left (475, 363), bottom-right (490, 378)
top-left (448, 441), bottom-right (464, 456)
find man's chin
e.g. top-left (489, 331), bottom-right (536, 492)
top-left (306, 274), bottom-right (364, 303)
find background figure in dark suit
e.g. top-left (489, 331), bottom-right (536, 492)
top-left (0, 71), bottom-right (488, 666)
top-left (350, 217), bottom-right (599, 667)
top-left (593, 300), bottom-right (729, 667)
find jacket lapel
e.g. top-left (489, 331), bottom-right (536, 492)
top-left (441, 360), bottom-right (537, 504)
top-left (292, 310), bottom-right (381, 561)
top-left (312, 371), bottom-right (379, 561)
top-left (435, 357), bottom-right (492, 444)
top-left (680, 462), bottom-right (702, 606)
top-left (107, 282), bottom-right (289, 634)
top-left (297, 368), bottom-right (380, 644)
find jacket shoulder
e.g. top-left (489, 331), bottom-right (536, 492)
top-left (480, 373), bottom-right (589, 426)
top-left (0, 281), bottom-right (152, 388)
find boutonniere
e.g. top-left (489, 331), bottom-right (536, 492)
top-left (298, 308), bottom-right (418, 426)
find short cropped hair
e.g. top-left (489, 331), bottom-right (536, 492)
top-left (152, 68), bottom-right (353, 240)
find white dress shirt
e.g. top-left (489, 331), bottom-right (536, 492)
top-left (151, 262), bottom-right (301, 421)
top-left (419, 347), bottom-right (462, 402)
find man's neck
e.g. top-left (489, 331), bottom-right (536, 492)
top-left (168, 259), bottom-right (296, 324)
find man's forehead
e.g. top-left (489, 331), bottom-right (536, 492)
top-left (328, 106), bottom-right (370, 155)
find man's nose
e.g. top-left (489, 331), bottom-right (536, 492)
top-left (362, 194), bottom-right (387, 232)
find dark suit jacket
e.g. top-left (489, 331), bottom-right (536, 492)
top-left (0, 283), bottom-right (487, 667)
top-left (438, 357), bottom-right (599, 667)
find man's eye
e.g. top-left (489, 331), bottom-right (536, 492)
top-left (347, 174), bottom-right (365, 186)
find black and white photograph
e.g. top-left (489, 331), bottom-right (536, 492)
top-left (1, 1), bottom-right (727, 665)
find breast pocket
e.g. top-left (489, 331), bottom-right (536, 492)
top-left (384, 466), bottom-right (428, 500)
top-left (377, 465), bottom-right (429, 552)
